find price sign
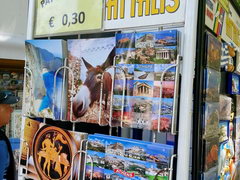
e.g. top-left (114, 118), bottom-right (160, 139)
top-left (34, 0), bottom-right (103, 36)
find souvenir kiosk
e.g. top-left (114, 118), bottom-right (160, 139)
top-left (192, 0), bottom-right (240, 179)
top-left (19, 0), bottom-right (198, 180)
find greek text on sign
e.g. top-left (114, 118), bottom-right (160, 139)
top-left (34, 0), bottom-right (103, 36)
top-left (104, 0), bottom-right (186, 30)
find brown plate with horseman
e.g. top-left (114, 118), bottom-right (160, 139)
top-left (32, 125), bottom-right (77, 180)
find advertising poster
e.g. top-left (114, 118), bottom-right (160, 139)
top-left (34, 0), bottom-right (103, 36)
top-left (19, 118), bottom-right (88, 180)
top-left (67, 37), bottom-right (115, 124)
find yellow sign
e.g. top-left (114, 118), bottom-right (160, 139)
top-left (226, 14), bottom-right (240, 46)
top-left (34, 0), bottom-right (103, 36)
top-left (219, 0), bottom-right (229, 12)
top-left (226, 15), bottom-right (233, 40)
top-left (104, 0), bottom-right (185, 30)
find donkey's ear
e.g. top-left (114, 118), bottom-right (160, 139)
top-left (82, 57), bottom-right (93, 70)
top-left (101, 47), bottom-right (115, 70)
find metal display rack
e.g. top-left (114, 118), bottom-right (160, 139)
top-left (20, 1), bottom-right (200, 179)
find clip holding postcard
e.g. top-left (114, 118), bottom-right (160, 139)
top-left (98, 55), bottom-right (126, 128)
top-left (152, 154), bottom-right (176, 179)
top-left (169, 154), bottom-right (177, 180)
top-left (157, 55), bottom-right (181, 135)
top-left (70, 150), bottom-right (93, 180)
top-left (53, 60), bottom-right (75, 122)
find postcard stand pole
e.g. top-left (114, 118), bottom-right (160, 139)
top-left (79, 139), bottom-right (88, 180)
top-left (61, 59), bottom-right (67, 120)
top-left (153, 154), bottom-right (176, 179)
top-left (153, 55), bottom-right (180, 142)
top-left (23, 67), bottom-right (33, 117)
top-left (98, 56), bottom-right (126, 133)
top-left (70, 150), bottom-right (93, 180)
top-left (169, 154), bottom-right (177, 180)
top-left (19, 139), bottom-right (30, 176)
top-left (53, 64), bottom-right (75, 121)
top-left (171, 55), bottom-right (181, 135)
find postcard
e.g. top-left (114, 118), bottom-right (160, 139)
top-left (155, 46), bottom-right (177, 64)
top-left (219, 121), bottom-right (229, 143)
top-left (132, 112), bottom-right (152, 129)
top-left (134, 64), bottom-right (154, 81)
top-left (25, 40), bottom-right (67, 119)
top-left (161, 98), bottom-right (174, 115)
top-left (135, 48), bottom-right (156, 64)
top-left (227, 73), bottom-right (240, 94)
top-left (85, 150), bottom-right (105, 180)
top-left (113, 80), bottom-right (125, 96)
top-left (206, 32), bottom-right (222, 71)
top-left (151, 98), bottom-right (160, 114)
top-left (104, 169), bottom-right (126, 180)
top-left (130, 96), bottom-right (152, 129)
top-left (162, 81), bottom-right (175, 98)
top-left (151, 114), bottom-right (172, 132)
top-left (203, 102), bottom-right (220, 138)
top-left (67, 37), bottom-right (115, 124)
top-left (154, 64), bottom-right (176, 81)
top-left (88, 135), bottom-right (106, 153)
top-left (91, 134), bottom-right (173, 163)
top-left (116, 33), bottom-right (135, 48)
top-left (235, 139), bottom-right (240, 161)
top-left (236, 95), bottom-right (240, 116)
top-left (133, 80), bottom-right (154, 97)
top-left (154, 30), bottom-right (178, 47)
top-left (219, 95), bottom-right (232, 120)
top-left (116, 64), bottom-right (135, 80)
top-left (116, 48), bottom-right (136, 64)
top-left (235, 117), bottom-right (240, 140)
top-left (135, 32), bottom-right (156, 48)
top-left (204, 136), bottom-right (219, 171)
top-left (204, 68), bottom-right (221, 102)
top-left (203, 166), bottom-right (218, 180)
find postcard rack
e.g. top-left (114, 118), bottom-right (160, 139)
top-left (22, 55), bottom-right (180, 179)
top-left (22, 30), bottom-right (182, 180)
top-left (47, 54), bottom-right (181, 135)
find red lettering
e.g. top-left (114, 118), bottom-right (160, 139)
top-left (114, 169), bottom-right (135, 178)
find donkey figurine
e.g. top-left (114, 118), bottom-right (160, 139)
top-left (72, 48), bottom-right (115, 118)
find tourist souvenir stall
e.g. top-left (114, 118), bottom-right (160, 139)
top-left (19, 0), bottom-right (198, 179)
top-left (192, 0), bottom-right (240, 179)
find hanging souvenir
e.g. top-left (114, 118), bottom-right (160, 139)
top-left (227, 73), bottom-right (240, 94)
